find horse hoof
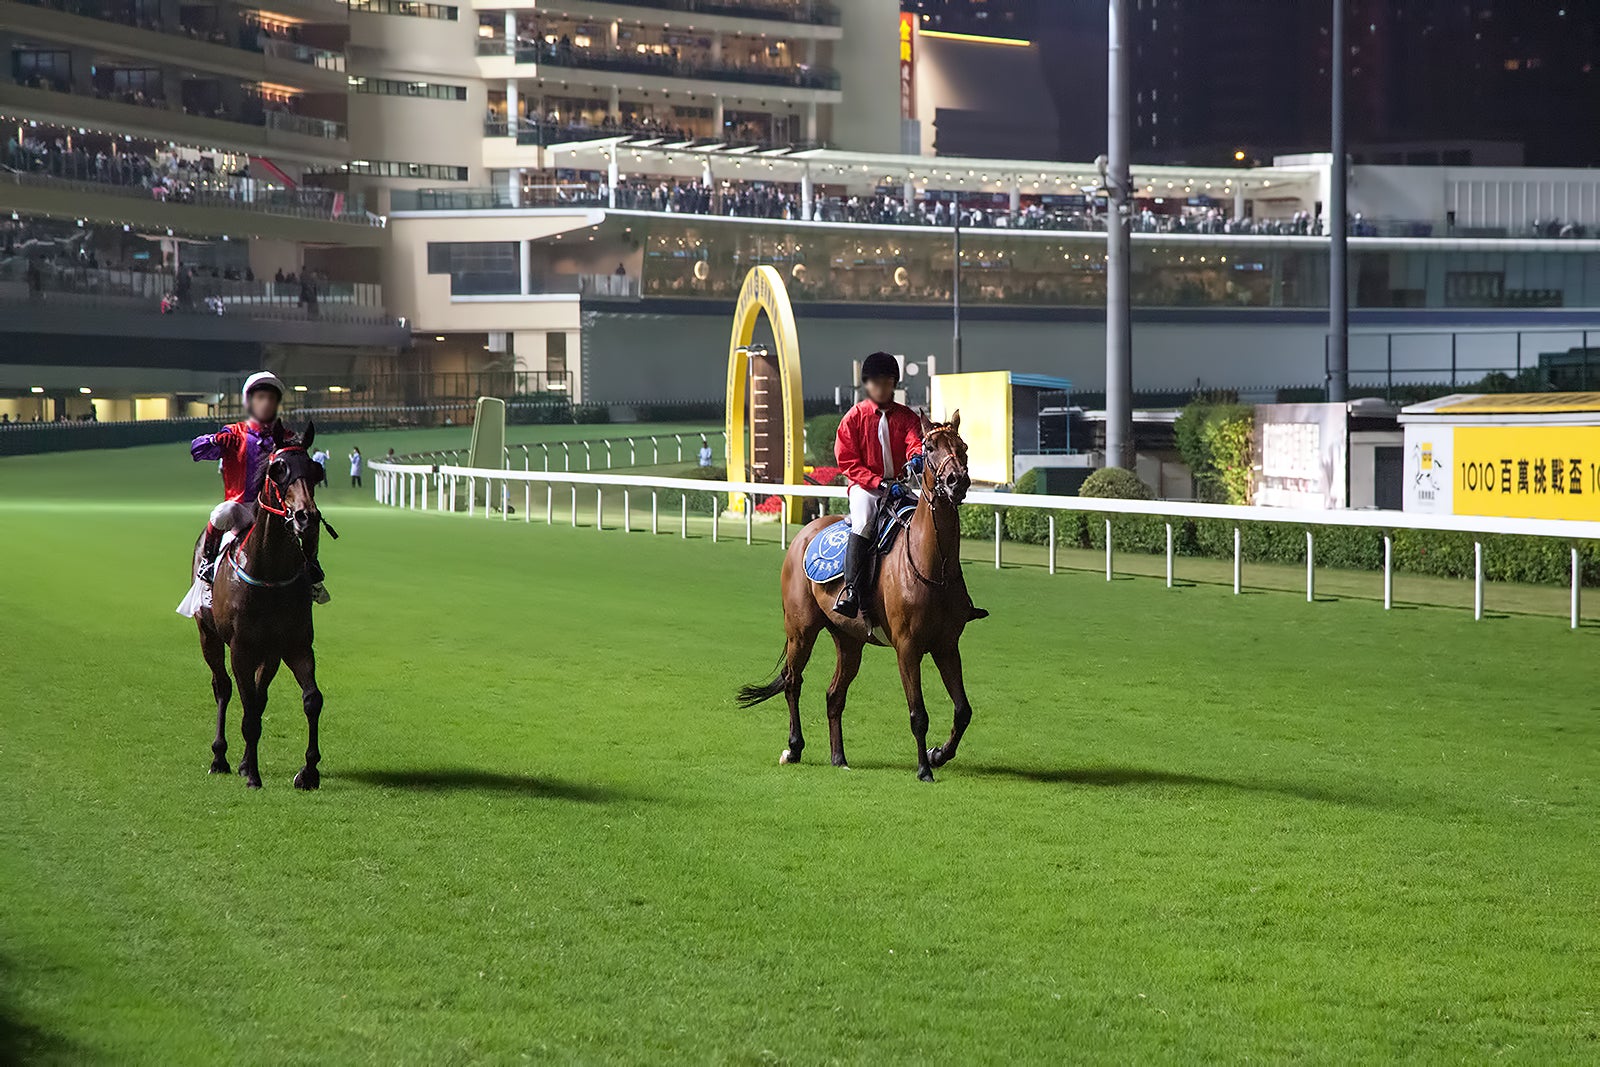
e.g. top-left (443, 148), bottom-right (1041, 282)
top-left (293, 768), bottom-right (320, 790)
top-left (917, 767), bottom-right (936, 783)
top-left (928, 746), bottom-right (949, 768)
top-left (779, 749), bottom-right (797, 765)
top-left (209, 759), bottom-right (231, 775)
top-left (239, 767), bottom-right (262, 789)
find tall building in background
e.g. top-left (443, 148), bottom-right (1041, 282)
top-left (954, 0), bottom-right (1600, 168)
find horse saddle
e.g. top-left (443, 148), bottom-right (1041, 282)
top-left (803, 498), bottom-right (917, 585)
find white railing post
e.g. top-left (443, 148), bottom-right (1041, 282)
top-left (652, 436), bottom-right (660, 465)
top-left (570, 486), bottom-right (577, 527)
top-left (681, 495), bottom-right (688, 539)
top-left (993, 510), bottom-right (1002, 569)
top-left (546, 484), bottom-right (553, 524)
top-left (596, 487), bottom-right (604, 530)
top-left (623, 489), bottom-right (631, 532)
top-left (468, 476), bottom-right (475, 516)
top-left (1104, 519), bottom-right (1113, 581)
top-left (712, 503), bottom-right (720, 543)
top-left (746, 500), bottom-right (753, 545)
top-left (542, 443), bottom-right (550, 471)
top-left (562, 442), bottom-right (571, 471)
top-left (1305, 530), bottom-right (1315, 603)
top-left (1165, 522), bottom-right (1173, 588)
top-left (522, 446), bottom-right (531, 523)
top-left (1047, 514), bottom-right (1056, 575)
top-left (675, 433), bottom-right (684, 462)
top-left (652, 491), bottom-right (659, 535)
top-left (1383, 533), bottom-right (1393, 610)
top-left (1572, 546), bottom-right (1582, 630)
top-left (780, 498), bottom-right (788, 549)
top-left (628, 437), bottom-right (636, 466)
top-left (1233, 526), bottom-right (1241, 595)
top-left (584, 441), bottom-right (593, 471)
top-left (1474, 540), bottom-right (1484, 620)
top-left (421, 473), bottom-right (428, 511)
top-left (605, 440), bottom-right (613, 469)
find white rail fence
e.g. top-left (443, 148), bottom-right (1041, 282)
top-left (369, 462), bottom-right (1600, 629)
top-left (395, 430), bottom-right (726, 474)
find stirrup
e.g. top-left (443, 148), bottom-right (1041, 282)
top-left (833, 586), bottom-right (859, 619)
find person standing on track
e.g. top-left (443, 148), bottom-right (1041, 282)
top-left (349, 447), bottom-right (363, 489)
top-left (189, 371), bottom-right (330, 604)
top-left (831, 352), bottom-right (923, 619)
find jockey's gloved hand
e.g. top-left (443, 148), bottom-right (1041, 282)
top-left (886, 482), bottom-right (907, 502)
top-left (905, 454), bottom-right (926, 478)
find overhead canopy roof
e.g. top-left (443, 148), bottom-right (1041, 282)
top-left (545, 137), bottom-right (1317, 199)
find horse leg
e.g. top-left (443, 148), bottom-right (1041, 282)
top-left (825, 636), bottom-right (864, 768)
top-left (199, 622), bottom-right (231, 774)
top-left (284, 647), bottom-right (323, 790)
top-left (778, 627), bottom-right (818, 765)
top-left (233, 652), bottom-right (278, 789)
top-left (897, 647), bottom-right (934, 782)
top-left (928, 645), bottom-right (973, 769)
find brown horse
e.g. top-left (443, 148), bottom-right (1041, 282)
top-left (194, 428), bottom-right (326, 790)
top-left (738, 412), bottom-right (978, 782)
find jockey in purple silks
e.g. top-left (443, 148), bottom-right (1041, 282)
top-left (190, 371), bottom-right (329, 604)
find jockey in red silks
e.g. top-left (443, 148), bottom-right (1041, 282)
top-left (190, 371), bottom-right (329, 604)
top-left (831, 351), bottom-right (924, 619)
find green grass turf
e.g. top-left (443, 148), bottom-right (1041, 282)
top-left (2, 437), bottom-right (1599, 1063)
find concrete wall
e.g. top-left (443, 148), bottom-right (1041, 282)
top-left (576, 307), bottom-right (1334, 404)
top-left (830, 0), bottom-right (901, 153)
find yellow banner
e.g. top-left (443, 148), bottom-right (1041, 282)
top-left (1454, 426), bottom-right (1600, 520)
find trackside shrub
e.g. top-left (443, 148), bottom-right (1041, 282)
top-left (1174, 399), bottom-right (1254, 504)
top-left (1081, 468), bottom-right (1172, 553)
top-left (658, 464), bottom-right (726, 514)
top-left (805, 414), bottom-right (844, 466)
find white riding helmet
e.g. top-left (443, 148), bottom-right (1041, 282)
top-left (241, 371), bottom-right (287, 408)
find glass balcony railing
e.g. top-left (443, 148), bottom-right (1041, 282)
top-left (478, 38), bottom-right (839, 91)
top-left (3, 168), bottom-right (379, 226)
top-left (574, 0), bottom-right (840, 27)
top-left (14, 0), bottom-right (348, 70)
top-left (6, 76), bottom-right (347, 140)
top-left (260, 38), bottom-right (347, 73)
top-left (0, 262), bottom-right (392, 322)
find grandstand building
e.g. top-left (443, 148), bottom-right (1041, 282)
top-left (6, 0), bottom-right (1600, 423)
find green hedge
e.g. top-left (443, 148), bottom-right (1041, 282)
top-left (655, 464), bottom-right (727, 515)
top-left (805, 413), bottom-right (843, 466)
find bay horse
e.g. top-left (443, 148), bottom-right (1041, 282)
top-left (194, 427), bottom-right (326, 789)
top-left (738, 412), bottom-right (978, 782)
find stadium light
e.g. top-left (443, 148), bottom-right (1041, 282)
top-left (30, 386), bottom-right (44, 394)
top-left (79, 387), bottom-right (91, 394)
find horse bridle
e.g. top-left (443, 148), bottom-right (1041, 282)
top-left (257, 445), bottom-right (338, 540)
top-left (905, 428), bottom-right (969, 588)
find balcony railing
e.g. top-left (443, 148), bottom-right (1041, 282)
top-left (7, 77), bottom-right (348, 141)
top-left (478, 38), bottom-right (839, 90)
top-left (260, 38), bottom-right (347, 72)
top-left (3, 166), bottom-right (380, 225)
top-left (573, 0), bottom-right (840, 27)
top-left (444, 270), bottom-right (641, 298)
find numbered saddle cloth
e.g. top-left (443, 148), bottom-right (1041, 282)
top-left (802, 500), bottom-right (916, 584)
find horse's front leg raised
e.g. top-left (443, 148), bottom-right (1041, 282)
top-left (928, 645), bottom-right (973, 769)
top-left (284, 647), bottom-right (323, 790)
top-left (199, 622), bottom-right (231, 774)
top-left (896, 647), bottom-right (934, 782)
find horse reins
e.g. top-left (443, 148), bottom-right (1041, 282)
top-left (904, 430), bottom-right (967, 588)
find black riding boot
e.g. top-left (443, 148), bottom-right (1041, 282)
top-left (833, 533), bottom-right (871, 618)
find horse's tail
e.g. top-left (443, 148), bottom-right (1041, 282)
top-left (735, 650), bottom-right (788, 709)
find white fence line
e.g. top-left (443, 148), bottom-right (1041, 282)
top-left (369, 462), bottom-right (1600, 629)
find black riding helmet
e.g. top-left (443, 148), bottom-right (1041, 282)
top-left (860, 351), bottom-right (900, 384)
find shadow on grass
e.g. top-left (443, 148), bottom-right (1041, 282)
top-left (0, 955), bottom-right (78, 1064)
top-left (965, 763), bottom-right (1395, 809)
top-left (342, 768), bottom-right (623, 803)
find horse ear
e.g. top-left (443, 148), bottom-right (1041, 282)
top-left (949, 409), bottom-right (961, 434)
top-left (918, 408), bottom-right (934, 435)
top-left (302, 420), bottom-right (316, 449)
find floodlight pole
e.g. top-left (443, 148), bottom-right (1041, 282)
top-left (1104, 0), bottom-right (1133, 470)
top-left (951, 197), bottom-right (963, 374)
top-left (1328, 0), bottom-right (1349, 402)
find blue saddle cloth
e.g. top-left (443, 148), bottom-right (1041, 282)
top-left (803, 500), bottom-right (916, 584)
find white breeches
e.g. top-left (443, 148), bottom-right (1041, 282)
top-left (847, 484), bottom-right (877, 535)
top-left (209, 500), bottom-right (256, 532)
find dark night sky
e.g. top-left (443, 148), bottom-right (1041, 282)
top-left (905, 0), bottom-right (1600, 166)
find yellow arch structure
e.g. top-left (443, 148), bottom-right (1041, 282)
top-left (725, 265), bottom-right (804, 522)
